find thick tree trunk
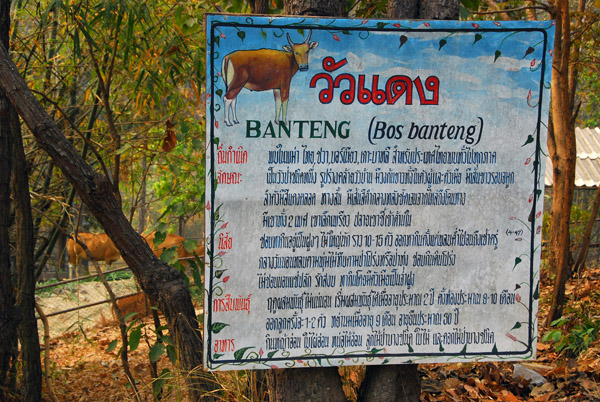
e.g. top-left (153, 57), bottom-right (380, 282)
top-left (388, 0), bottom-right (419, 19)
top-left (0, 41), bottom-right (218, 401)
top-left (284, 0), bottom-right (345, 17)
top-left (0, 0), bottom-right (19, 396)
top-left (358, 365), bottom-right (421, 402)
top-left (267, 2), bottom-right (348, 401)
top-left (545, 0), bottom-right (576, 326)
top-left (0, 87), bottom-right (18, 401)
top-left (268, 368), bottom-right (347, 402)
top-left (11, 106), bottom-right (42, 402)
top-left (357, 2), bottom-right (459, 401)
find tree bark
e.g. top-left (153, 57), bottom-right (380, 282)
top-left (11, 104), bottom-right (42, 402)
top-left (268, 368), bottom-right (346, 402)
top-left (0, 85), bottom-right (18, 402)
top-left (266, 2), bottom-right (348, 401)
top-left (357, 2), bottom-right (459, 401)
top-left (358, 365), bottom-right (421, 402)
top-left (388, 0), bottom-right (419, 19)
top-left (0, 0), bottom-right (19, 396)
top-left (284, 0), bottom-right (345, 17)
top-left (0, 39), bottom-right (218, 402)
top-left (545, 0), bottom-right (577, 326)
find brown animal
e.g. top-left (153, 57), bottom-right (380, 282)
top-left (112, 293), bottom-right (151, 322)
top-left (221, 31), bottom-right (319, 126)
top-left (143, 231), bottom-right (204, 264)
top-left (67, 232), bottom-right (121, 278)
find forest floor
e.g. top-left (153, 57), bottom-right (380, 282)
top-left (38, 264), bottom-right (600, 402)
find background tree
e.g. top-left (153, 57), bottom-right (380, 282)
top-left (0, 0), bottom-right (219, 399)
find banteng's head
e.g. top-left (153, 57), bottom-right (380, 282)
top-left (283, 31), bottom-right (319, 71)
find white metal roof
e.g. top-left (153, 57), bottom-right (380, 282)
top-left (545, 127), bottom-right (600, 187)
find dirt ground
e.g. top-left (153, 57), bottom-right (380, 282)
top-left (36, 266), bottom-right (600, 401)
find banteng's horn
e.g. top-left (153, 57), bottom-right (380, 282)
top-left (287, 33), bottom-right (294, 46)
top-left (304, 30), bottom-right (312, 43)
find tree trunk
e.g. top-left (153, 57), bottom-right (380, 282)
top-left (545, 0), bottom-right (577, 326)
top-left (358, 365), bottom-right (421, 402)
top-left (284, 0), bottom-right (345, 17)
top-left (0, 0), bottom-right (19, 396)
top-left (265, 2), bottom-right (348, 402)
top-left (0, 86), bottom-right (18, 402)
top-left (0, 39), bottom-right (218, 402)
top-left (11, 103), bottom-right (42, 402)
top-left (357, 2), bottom-right (459, 401)
top-left (268, 368), bottom-right (346, 402)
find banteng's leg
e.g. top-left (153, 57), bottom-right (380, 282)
top-left (281, 99), bottom-right (289, 125)
top-left (273, 89), bottom-right (282, 123)
top-left (280, 88), bottom-right (290, 124)
top-left (224, 96), bottom-right (234, 126)
top-left (230, 97), bottom-right (239, 124)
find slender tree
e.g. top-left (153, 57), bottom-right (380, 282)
top-left (545, 0), bottom-right (578, 326)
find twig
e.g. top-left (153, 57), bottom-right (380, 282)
top-left (35, 300), bottom-right (60, 402)
top-left (472, 5), bottom-right (549, 16)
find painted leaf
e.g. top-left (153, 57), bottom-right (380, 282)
top-left (399, 35), bottom-right (408, 48)
top-left (234, 346), bottom-right (253, 360)
top-left (439, 38), bottom-right (447, 50)
top-left (522, 135), bottom-right (534, 146)
top-left (511, 322), bottom-right (522, 330)
top-left (237, 31), bottom-right (246, 41)
top-left (211, 322), bottom-right (230, 334)
top-left (513, 257), bottom-right (522, 269)
top-left (494, 49), bottom-right (501, 62)
top-left (473, 33), bottom-right (482, 44)
top-left (460, 344), bottom-right (467, 354)
top-left (523, 46), bottom-right (535, 58)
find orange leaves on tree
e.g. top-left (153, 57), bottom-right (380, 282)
top-left (162, 120), bottom-right (177, 152)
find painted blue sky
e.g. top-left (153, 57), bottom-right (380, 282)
top-left (207, 15), bottom-right (554, 145)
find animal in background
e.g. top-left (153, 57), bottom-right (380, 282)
top-left (112, 293), bottom-right (151, 322)
top-left (221, 30), bottom-right (319, 126)
top-left (143, 231), bottom-right (205, 265)
top-left (67, 232), bottom-right (121, 279)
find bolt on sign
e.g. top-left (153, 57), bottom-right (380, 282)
top-left (204, 14), bottom-right (554, 371)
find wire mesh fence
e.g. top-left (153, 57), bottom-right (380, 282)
top-left (35, 264), bottom-right (141, 338)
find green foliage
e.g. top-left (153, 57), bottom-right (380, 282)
top-left (577, 70), bottom-right (600, 128)
top-left (543, 315), bottom-right (599, 357)
top-left (151, 117), bottom-right (205, 230)
top-left (542, 203), bottom-right (592, 253)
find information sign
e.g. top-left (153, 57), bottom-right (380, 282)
top-left (204, 14), bottom-right (554, 371)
